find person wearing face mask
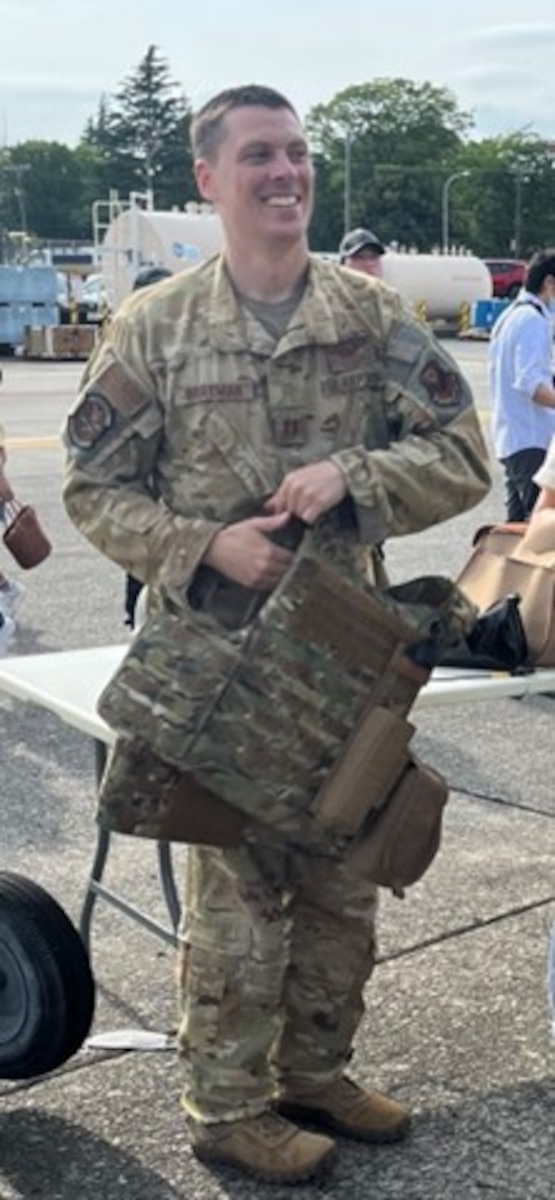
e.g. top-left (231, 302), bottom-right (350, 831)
top-left (338, 227), bottom-right (386, 278)
top-left (489, 248), bottom-right (555, 520)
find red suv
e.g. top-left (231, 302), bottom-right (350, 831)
top-left (484, 259), bottom-right (527, 300)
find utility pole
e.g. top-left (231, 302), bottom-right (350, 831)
top-left (343, 130), bottom-right (352, 234)
top-left (441, 170), bottom-right (470, 254)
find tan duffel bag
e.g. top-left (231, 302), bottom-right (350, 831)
top-left (456, 518), bottom-right (555, 667)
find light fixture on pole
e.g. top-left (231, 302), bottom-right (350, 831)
top-left (441, 170), bottom-right (469, 254)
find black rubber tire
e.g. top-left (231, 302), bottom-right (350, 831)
top-left (0, 872), bottom-right (95, 1079)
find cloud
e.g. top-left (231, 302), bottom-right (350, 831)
top-left (440, 22), bottom-right (555, 138)
top-left (1, 75), bottom-right (102, 95)
top-left (466, 21), bottom-right (555, 46)
top-left (0, 85), bottom-right (102, 147)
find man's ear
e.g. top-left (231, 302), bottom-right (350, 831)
top-left (194, 159), bottom-right (217, 204)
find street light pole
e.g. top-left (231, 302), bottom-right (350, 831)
top-left (441, 170), bottom-right (470, 254)
top-left (343, 129), bottom-right (352, 234)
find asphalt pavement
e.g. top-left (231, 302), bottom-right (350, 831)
top-left (0, 347), bottom-right (553, 1200)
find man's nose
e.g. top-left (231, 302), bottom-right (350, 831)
top-left (269, 149), bottom-right (296, 177)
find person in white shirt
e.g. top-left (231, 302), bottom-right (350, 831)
top-left (488, 248), bottom-right (555, 520)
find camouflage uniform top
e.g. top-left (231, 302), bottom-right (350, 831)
top-left (62, 254), bottom-right (490, 601)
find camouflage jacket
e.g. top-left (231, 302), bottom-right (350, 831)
top-left (62, 254), bottom-right (491, 601)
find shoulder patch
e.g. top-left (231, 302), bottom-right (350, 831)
top-left (67, 393), bottom-right (113, 449)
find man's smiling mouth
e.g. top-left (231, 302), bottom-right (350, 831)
top-left (264, 195), bottom-right (300, 207)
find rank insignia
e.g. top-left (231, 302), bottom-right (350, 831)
top-left (271, 414), bottom-right (311, 446)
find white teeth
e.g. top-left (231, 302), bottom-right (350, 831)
top-left (266, 196), bottom-right (298, 207)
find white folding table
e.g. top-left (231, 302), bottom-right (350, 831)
top-left (1, 644), bottom-right (555, 955)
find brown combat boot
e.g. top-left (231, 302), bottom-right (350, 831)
top-left (191, 1110), bottom-right (337, 1183)
top-left (278, 1075), bottom-right (411, 1144)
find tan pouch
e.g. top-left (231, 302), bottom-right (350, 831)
top-left (345, 755), bottom-right (448, 895)
top-left (312, 706), bottom-right (414, 836)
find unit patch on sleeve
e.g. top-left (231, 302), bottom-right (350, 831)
top-left (67, 392), bottom-right (114, 449)
top-left (419, 359), bottom-right (463, 408)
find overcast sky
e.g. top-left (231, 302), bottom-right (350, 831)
top-left (1, 1), bottom-right (555, 147)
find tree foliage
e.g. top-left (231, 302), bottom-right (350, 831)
top-left (307, 79), bottom-right (473, 251)
top-left (2, 58), bottom-right (555, 258)
top-left (82, 45), bottom-right (195, 210)
top-left (0, 141), bottom-right (103, 241)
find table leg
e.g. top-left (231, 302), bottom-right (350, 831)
top-left (78, 740), bottom-right (110, 951)
top-left (157, 842), bottom-right (181, 932)
top-left (78, 739), bottom-right (182, 952)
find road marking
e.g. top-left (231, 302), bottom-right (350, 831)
top-left (5, 437), bottom-right (61, 449)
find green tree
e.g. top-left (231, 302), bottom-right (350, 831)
top-left (1, 141), bottom-right (100, 240)
top-left (307, 78), bottom-right (473, 251)
top-left (82, 45), bottom-right (195, 209)
top-left (447, 134), bottom-right (555, 258)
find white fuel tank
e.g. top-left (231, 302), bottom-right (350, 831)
top-left (100, 206), bottom-right (492, 323)
top-left (99, 205), bottom-right (223, 309)
top-left (381, 252), bottom-right (492, 321)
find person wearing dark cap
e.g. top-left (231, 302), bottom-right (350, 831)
top-left (339, 227), bottom-right (385, 278)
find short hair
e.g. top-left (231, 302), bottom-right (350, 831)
top-left (191, 84), bottom-right (299, 162)
top-left (525, 249), bottom-right (555, 294)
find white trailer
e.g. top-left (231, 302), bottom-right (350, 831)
top-left (95, 198), bottom-right (222, 310)
top-left (94, 195), bottom-right (492, 322)
top-left (381, 251), bottom-right (492, 323)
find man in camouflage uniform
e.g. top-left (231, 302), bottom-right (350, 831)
top-left (62, 85), bottom-right (491, 1184)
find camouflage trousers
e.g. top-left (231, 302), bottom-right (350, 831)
top-left (177, 837), bottom-right (378, 1123)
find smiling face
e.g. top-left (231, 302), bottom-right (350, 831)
top-left (194, 105), bottom-right (314, 257)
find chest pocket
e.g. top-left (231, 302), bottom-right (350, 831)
top-left (204, 408), bottom-right (281, 503)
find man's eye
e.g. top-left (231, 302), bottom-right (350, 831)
top-left (246, 149), bottom-right (270, 163)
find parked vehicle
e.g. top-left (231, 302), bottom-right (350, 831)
top-left (80, 273), bottom-right (108, 318)
top-left (56, 271), bottom-right (107, 324)
top-left (483, 259), bottom-right (527, 300)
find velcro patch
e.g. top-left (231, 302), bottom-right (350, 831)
top-left (91, 362), bottom-right (150, 419)
top-left (325, 336), bottom-right (371, 375)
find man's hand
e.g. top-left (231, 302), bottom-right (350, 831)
top-left (202, 511), bottom-right (294, 589)
top-left (265, 460), bottom-right (347, 524)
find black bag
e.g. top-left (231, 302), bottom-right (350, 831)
top-left (438, 594), bottom-right (528, 672)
